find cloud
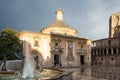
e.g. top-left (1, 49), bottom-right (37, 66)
top-left (0, 0), bottom-right (120, 40)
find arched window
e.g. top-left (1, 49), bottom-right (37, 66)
top-left (55, 43), bottom-right (58, 46)
top-left (94, 50), bottom-right (96, 55)
top-left (113, 48), bottom-right (116, 54)
top-left (108, 48), bottom-right (111, 55)
top-left (34, 40), bottom-right (39, 47)
top-left (111, 57), bottom-right (114, 61)
top-left (68, 42), bottom-right (73, 50)
top-left (104, 49), bottom-right (106, 55)
top-left (54, 42), bottom-right (59, 48)
top-left (101, 58), bottom-right (103, 60)
top-left (119, 48), bottom-right (120, 54)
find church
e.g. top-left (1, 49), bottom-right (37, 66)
top-left (19, 8), bottom-right (91, 67)
top-left (91, 12), bottom-right (120, 66)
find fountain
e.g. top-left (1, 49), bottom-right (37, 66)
top-left (0, 40), bottom-right (73, 80)
top-left (21, 41), bottom-right (62, 80)
top-left (22, 40), bottom-right (35, 79)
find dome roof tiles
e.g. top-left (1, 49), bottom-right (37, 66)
top-left (43, 20), bottom-right (78, 33)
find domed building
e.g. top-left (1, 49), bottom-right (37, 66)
top-left (41, 8), bottom-right (78, 36)
top-left (19, 8), bottom-right (91, 67)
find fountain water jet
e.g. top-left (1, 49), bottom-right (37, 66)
top-left (22, 40), bottom-right (35, 78)
top-left (0, 39), bottom-right (70, 80)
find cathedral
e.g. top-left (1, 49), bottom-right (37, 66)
top-left (19, 8), bottom-right (91, 67)
top-left (91, 12), bottom-right (120, 66)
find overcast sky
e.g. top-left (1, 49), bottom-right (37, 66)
top-left (0, 0), bottom-right (120, 40)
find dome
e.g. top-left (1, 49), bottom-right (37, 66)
top-left (41, 8), bottom-right (78, 36)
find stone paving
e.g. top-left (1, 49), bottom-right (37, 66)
top-left (63, 66), bottom-right (120, 80)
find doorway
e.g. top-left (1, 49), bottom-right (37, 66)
top-left (54, 54), bottom-right (60, 66)
top-left (80, 55), bottom-right (85, 65)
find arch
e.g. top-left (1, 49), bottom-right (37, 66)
top-left (31, 49), bottom-right (44, 62)
top-left (98, 57), bottom-right (106, 66)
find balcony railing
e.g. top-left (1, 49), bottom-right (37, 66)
top-left (76, 48), bottom-right (88, 54)
top-left (51, 46), bottom-right (64, 54)
top-left (92, 37), bottom-right (120, 48)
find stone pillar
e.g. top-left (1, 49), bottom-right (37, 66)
top-left (116, 48), bottom-right (119, 54)
top-left (103, 49), bottom-right (104, 55)
top-left (99, 49), bottom-right (101, 55)
top-left (111, 48), bottom-right (113, 55)
top-left (106, 48), bottom-right (108, 55)
top-left (106, 48), bottom-right (109, 66)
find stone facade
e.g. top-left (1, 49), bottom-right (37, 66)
top-left (92, 11), bottom-right (120, 66)
top-left (19, 8), bottom-right (91, 68)
top-left (109, 12), bottom-right (120, 38)
top-left (50, 33), bottom-right (91, 67)
top-left (6, 60), bottom-right (23, 71)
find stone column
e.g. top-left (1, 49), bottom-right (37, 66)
top-left (116, 48), bottom-right (119, 54)
top-left (106, 48), bottom-right (108, 55)
top-left (103, 49), bottom-right (104, 55)
top-left (99, 49), bottom-right (101, 55)
top-left (106, 48), bottom-right (109, 66)
top-left (111, 48), bottom-right (113, 55)
top-left (116, 48), bottom-right (119, 66)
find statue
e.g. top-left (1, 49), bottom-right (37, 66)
top-left (0, 55), bottom-right (7, 71)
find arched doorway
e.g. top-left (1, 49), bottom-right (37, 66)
top-left (54, 54), bottom-right (60, 66)
top-left (80, 55), bottom-right (85, 65)
top-left (31, 49), bottom-right (43, 69)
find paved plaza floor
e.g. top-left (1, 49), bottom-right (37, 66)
top-left (62, 66), bottom-right (120, 80)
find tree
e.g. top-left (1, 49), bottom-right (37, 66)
top-left (0, 28), bottom-right (23, 60)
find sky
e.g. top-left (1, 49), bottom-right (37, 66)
top-left (0, 0), bottom-right (120, 40)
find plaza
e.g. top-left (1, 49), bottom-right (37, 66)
top-left (0, 3), bottom-right (120, 80)
top-left (19, 8), bottom-right (91, 68)
top-left (72, 66), bottom-right (120, 80)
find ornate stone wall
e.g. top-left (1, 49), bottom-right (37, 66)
top-left (92, 38), bottom-right (120, 66)
top-left (50, 34), bottom-right (91, 67)
top-left (6, 60), bottom-right (23, 71)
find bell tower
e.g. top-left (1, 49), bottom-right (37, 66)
top-left (55, 8), bottom-right (64, 21)
top-left (109, 12), bottom-right (120, 38)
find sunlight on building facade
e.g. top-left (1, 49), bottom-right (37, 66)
top-left (19, 8), bottom-right (91, 67)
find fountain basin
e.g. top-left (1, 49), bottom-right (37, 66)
top-left (0, 68), bottom-right (73, 80)
top-left (0, 71), bottom-right (15, 74)
top-left (0, 68), bottom-right (62, 80)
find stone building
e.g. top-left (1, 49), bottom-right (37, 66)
top-left (91, 12), bottom-right (120, 66)
top-left (19, 8), bottom-right (91, 67)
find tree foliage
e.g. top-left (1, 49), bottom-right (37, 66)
top-left (0, 28), bottom-right (23, 60)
